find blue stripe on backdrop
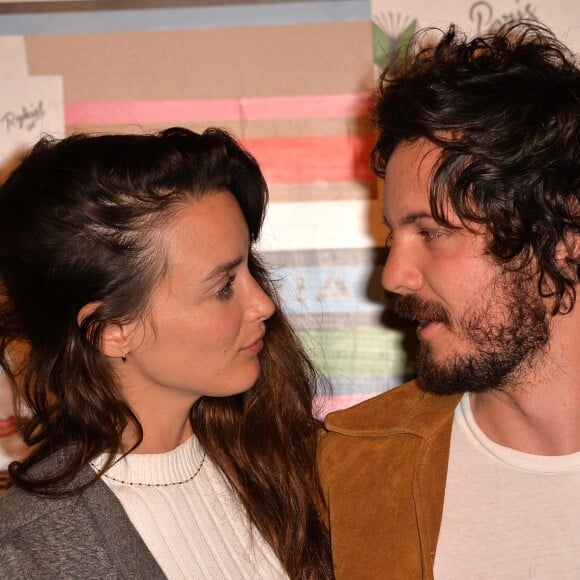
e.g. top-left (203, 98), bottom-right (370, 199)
top-left (272, 262), bottom-right (385, 316)
top-left (265, 247), bottom-right (387, 317)
top-left (0, 1), bottom-right (370, 35)
top-left (265, 248), bottom-right (418, 400)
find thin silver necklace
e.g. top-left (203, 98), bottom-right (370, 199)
top-left (97, 450), bottom-right (206, 488)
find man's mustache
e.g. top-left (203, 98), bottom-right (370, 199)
top-left (393, 295), bottom-right (450, 325)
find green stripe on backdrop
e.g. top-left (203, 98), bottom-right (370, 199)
top-left (298, 327), bottom-right (415, 378)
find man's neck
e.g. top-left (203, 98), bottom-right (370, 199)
top-left (470, 306), bottom-right (580, 455)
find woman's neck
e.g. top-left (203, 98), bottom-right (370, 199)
top-left (123, 412), bottom-right (194, 454)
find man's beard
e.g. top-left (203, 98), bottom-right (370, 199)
top-left (393, 274), bottom-right (550, 395)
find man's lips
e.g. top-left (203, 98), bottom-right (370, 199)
top-left (394, 295), bottom-right (450, 327)
top-left (417, 319), bottom-right (446, 327)
top-left (416, 320), bottom-right (444, 338)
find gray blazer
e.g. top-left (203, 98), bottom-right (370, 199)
top-left (0, 457), bottom-right (166, 579)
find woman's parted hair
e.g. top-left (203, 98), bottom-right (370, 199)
top-left (0, 127), bottom-right (332, 580)
top-left (372, 20), bottom-right (580, 314)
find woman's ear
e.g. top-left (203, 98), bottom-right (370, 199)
top-left (77, 302), bottom-right (130, 359)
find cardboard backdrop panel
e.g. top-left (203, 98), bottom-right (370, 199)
top-left (4, 1), bottom-right (576, 486)
top-left (1, 14), bottom-right (401, 488)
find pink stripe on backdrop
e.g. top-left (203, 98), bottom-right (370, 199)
top-left (242, 134), bottom-right (374, 183)
top-left (65, 93), bottom-right (372, 125)
top-left (0, 416), bottom-right (17, 438)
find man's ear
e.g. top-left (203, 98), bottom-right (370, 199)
top-left (555, 231), bottom-right (580, 279)
top-left (77, 302), bottom-right (131, 359)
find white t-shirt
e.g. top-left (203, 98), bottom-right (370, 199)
top-left (93, 437), bottom-right (288, 580)
top-left (434, 393), bottom-right (580, 579)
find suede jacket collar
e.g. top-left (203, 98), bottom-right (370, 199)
top-left (325, 380), bottom-right (461, 439)
top-left (319, 381), bottom-right (462, 580)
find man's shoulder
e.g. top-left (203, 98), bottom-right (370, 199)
top-left (324, 380), bottom-right (461, 437)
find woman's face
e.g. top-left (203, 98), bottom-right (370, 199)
top-left (119, 190), bottom-right (275, 410)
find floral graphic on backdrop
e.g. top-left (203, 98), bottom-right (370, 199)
top-left (372, 12), bottom-right (417, 74)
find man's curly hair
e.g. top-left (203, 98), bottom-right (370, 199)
top-left (372, 20), bottom-right (580, 314)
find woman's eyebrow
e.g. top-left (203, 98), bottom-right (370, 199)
top-left (202, 257), bottom-right (243, 283)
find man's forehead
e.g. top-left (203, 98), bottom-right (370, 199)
top-left (386, 139), bottom-right (441, 175)
top-left (381, 141), bottom-right (476, 233)
top-left (382, 140), bottom-right (439, 223)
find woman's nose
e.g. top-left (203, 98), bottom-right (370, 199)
top-left (247, 277), bottom-right (276, 321)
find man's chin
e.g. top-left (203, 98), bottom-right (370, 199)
top-left (416, 374), bottom-right (470, 396)
top-left (414, 347), bottom-right (489, 396)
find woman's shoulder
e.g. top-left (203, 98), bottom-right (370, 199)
top-left (0, 452), bottom-right (96, 543)
top-left (0, 466), bottom-right (115, 577)
top-left (0, 480), bottom-right (79, 541)
top-left (0, 464), bottom-right (165, 580)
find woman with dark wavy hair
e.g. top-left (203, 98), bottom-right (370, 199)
top-left (0, 127), bottom-right (333, 579)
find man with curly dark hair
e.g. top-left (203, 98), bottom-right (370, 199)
top-left (319, 20), bottom-right (579, 579)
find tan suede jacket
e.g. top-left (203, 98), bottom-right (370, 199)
top-left (318, 381), bottom-right (462, 580)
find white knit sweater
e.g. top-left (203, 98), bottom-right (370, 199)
top-left (92, 437), bottom-right (288, 579)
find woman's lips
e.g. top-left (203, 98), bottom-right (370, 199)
top-left (241, 336), bottom-right (265, 354)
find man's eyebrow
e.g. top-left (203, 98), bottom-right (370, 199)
top-left (401, 212), bottom-right (434, 225)
top-left (202, 257), bottom-right (243, 283)
top-left (382, 212), bottom-right (434, 228)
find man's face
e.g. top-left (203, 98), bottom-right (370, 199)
top-left (381, 139), bottom-right (550, 394)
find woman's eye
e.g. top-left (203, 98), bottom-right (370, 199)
top-left (216, 275), bottom-right (235, 300)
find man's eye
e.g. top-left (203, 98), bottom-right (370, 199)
top-left (419, 230), bottom-right (442, 241)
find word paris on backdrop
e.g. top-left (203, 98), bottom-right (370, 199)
top-left (468, 1), bottom-right (537, 33)
top-left (371, 0), bottom-right (579, 75)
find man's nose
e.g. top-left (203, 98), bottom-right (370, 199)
top-left (381, 244), bottom-right (423, 294)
